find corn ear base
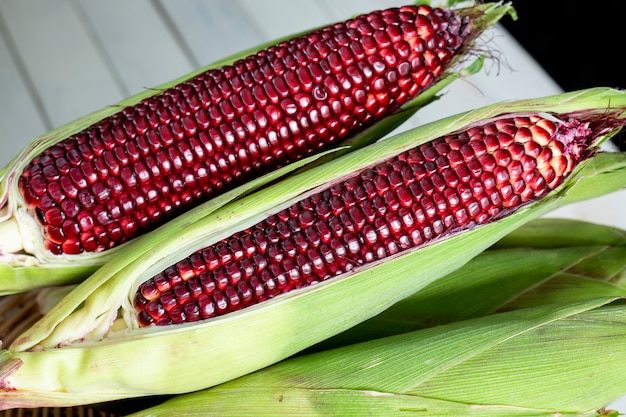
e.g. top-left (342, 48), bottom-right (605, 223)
top-left (128, 297), bottom-right (624, 417)
top-left (0, 88), bottom-right (625, 409)
top-left (0, 2), bottom-right (510, 293)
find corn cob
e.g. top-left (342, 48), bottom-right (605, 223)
top-left (0, 3), bottom-right (509, 294)
top-left (0, 88), bottom-right (625, 410)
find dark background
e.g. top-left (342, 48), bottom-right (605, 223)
top-left (493, 1), bottom-right (625, 149)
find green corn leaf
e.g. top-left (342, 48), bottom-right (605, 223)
top-left (127, 298), bottom-right (623, 417)
top-left (501, 245), bottom-right (626, 311)
top-left (492, 217), bottom-right (626, 249)
top-left (0, 88), bottom-right (625, 409)
top-left (0, 2), bottom-right (511, 294)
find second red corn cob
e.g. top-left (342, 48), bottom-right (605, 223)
top-left (133, 111), bottom-right (602, 326)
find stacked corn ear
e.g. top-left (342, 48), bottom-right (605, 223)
top-left (1, 88), bottom-right (626, 409)
top-left (127, 297), bottom-right (626, 417)
top-left (313, 217), bottom-right (626, 350)
top-left (0, 2), bottom-right (513, 295)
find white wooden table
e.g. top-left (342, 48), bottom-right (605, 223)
top-left (1, 0), bottom-right (625, 412)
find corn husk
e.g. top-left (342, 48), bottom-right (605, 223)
top-left (0, 88), bottom-right (625, 409)
top-left (0, 2), bottom-right (511, 294)
top-left (492, 217), bottom-right (626, 249)
top-left (128, 297), bottom-right (626, 417)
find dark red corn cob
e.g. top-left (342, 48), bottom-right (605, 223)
top-left (133, 113), bottom-right (592, 327)
top-left (17, 5), bottom-right (474, 255)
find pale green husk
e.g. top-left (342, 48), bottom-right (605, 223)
top-left (128, 298), bottom-right (626, 417)
top-left (492, 217), bottom-right (626, 249)
top-left (0, 88), bottom-right (625, 409)
top-left (0, 2), bottom-right (512, 294)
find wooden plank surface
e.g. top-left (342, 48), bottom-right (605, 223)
top-left (76, 0), bottom-right (195, 97)
top-left (158, 0), bottom-right (263, 66)
top-left (0, 11), bottom-right (47, 162)
top-left (0, 0), bottom-right (122, 130)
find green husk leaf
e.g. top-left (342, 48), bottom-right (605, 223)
top-left (0, 88), bottom-right (625, 409)
top-left (128, 298), bottom-right (621, 417)
top-left (0, 2), bottom-right (511, 294)
top-left (406, 301), bottom-right (626, 411)
top-left (492, 217), bottom-right (626, 249)
top-left (126, 388), bottom-right (595, 417)
top-left (501, 245), bottom-right (626, 310)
